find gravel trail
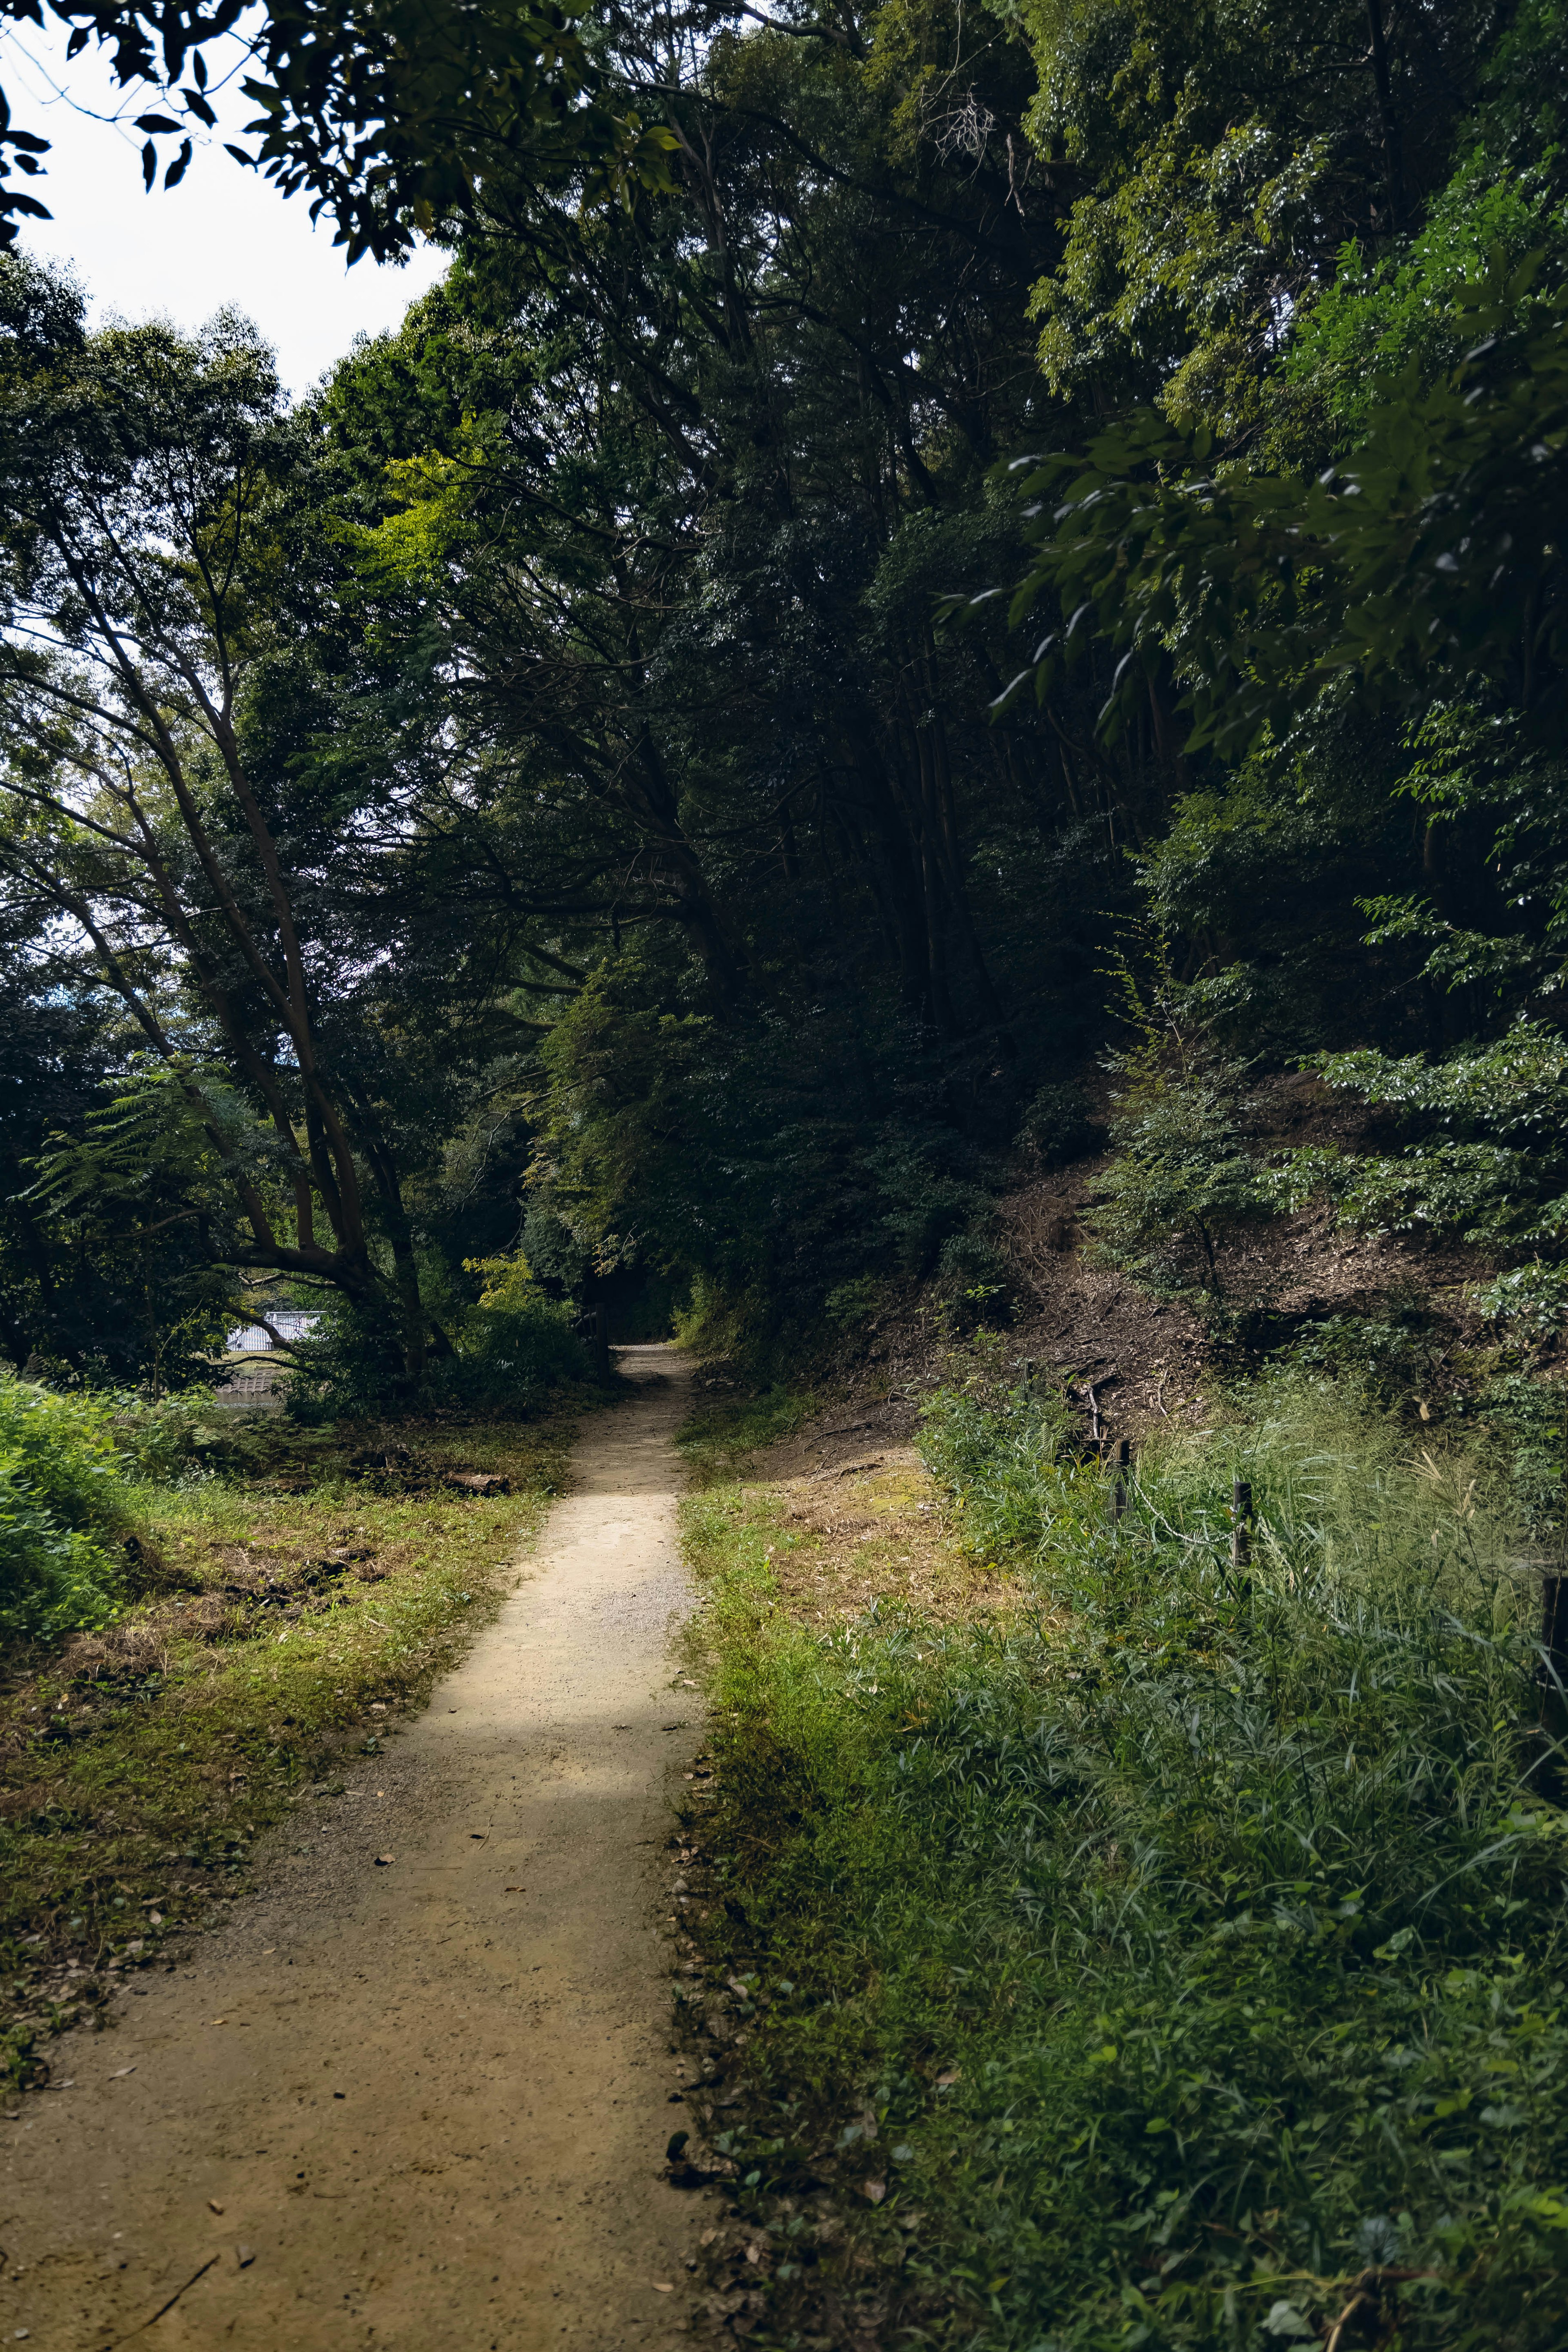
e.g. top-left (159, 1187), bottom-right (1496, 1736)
top-left (0, 1344), bottom-right (706, 2351)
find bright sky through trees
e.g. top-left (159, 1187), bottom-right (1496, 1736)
top-left (1, 11), bottom-right (445, 392)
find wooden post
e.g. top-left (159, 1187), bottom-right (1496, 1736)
top-left (1534, 1439), bottom-right (1568, 1795)
top-left (1112, 1437), bottom-right (1131, 1521)
top-left (1539, 1572), bottom-right (1568, 1798)
top-left (1231, 1479), bottom-right (1252, 1574)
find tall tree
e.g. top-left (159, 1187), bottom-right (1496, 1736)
top-left (0, 253), bottom-right (452, 1374)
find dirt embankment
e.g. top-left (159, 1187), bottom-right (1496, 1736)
top-left (744, 1075), bottom-right (1504, 1485)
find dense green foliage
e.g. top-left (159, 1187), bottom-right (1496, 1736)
top-left (4, 0), bottom-right (1561, 1384)
top-left (284, 1250), bottom-right (590, 1417)
top-left (0, 1374), bottom-right (127, 1641)
top-left (685, 1373), bottom-right (1568, 2349)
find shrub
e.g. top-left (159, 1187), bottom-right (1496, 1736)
top-left (1089, 936), bottom-right (1274, 1298)
top-left (428, 1257), bottom-right (590, 1407)
top-left (109, 1386), bottom-right (232, 1483)
top-left (286, 1263), bottom-right (589, 1421)
top-left (1092, 1058), bottom-right (1275, 1297)
top-left (1278, 1020), bottom-right (1568, 1250)
top-left (1285, 1295), bottom-right (1443, 1403)
top-left (1013, 1079), bottom-right (1097, 1165)
top-left (673, 1272), bottom-right (780, 1366)
top-left (862, 1132), bottom-right (994, 1277)
top-left (932, 1230), bottom-right (1013, 1332)
top-left (0, 1376), bottom-right (128, 1643)
top-left (822, 1275), bottom-right (891, 1333)
top-left (1473, 1260), bottom-right (1568, 1334)
top-left (283, 1298), bottom-right (412, 1421)
top-left (519, 1207), bottom-right (588, 1295)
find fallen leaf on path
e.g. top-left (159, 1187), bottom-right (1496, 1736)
top-left (236, 2246), bottom-right (256, 2268)
top-left (109, 2066), bottom-right (136, 2079)
top-left (374, 1855), bottom-right (394, 1866)
top-left (208, 2018), bottom-right (228, 2026)
top-left (505, 1885), bottom-right (525, 1893)
top-left (653, 2283), bottom-right (674, 2293)
top-left (208, 2200), bottom-right (225, 2214)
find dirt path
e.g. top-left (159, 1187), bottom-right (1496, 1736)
top-left (1, 1345), bottom-right (708, 2351)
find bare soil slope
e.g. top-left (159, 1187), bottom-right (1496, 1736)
top-left (756, 1083), bottom-right (1499, 1483)
top-left (0, 1345), bottom-right (707, 2352)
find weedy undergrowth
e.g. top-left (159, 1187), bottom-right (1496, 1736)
top-left (678, 1369), bottom-right (1568, 2351)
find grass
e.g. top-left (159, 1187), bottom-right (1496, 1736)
top-left (672, 1358), bottom-right (1568, 2352)
top-left (675, 1382), bottom-right (817, 1486)
top-left (0, 1406), bottom-right (572, 2089)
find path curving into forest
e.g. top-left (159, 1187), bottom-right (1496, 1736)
top-left (0, 1345), bottom-right (707, 2351)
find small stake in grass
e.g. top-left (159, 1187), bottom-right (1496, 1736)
top-left (1231, 1479), bottom-right (1253, 1589)
top-left (1112, 1438), bottom-right (1131, 1523)
top-left (1530, 1446), bottom-right (1568, 1798)
top-left (1538, 1573), bottom-right (1568, 1800)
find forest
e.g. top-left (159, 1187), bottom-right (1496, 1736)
top-left (3, 0), bottom-right (1568, 2344)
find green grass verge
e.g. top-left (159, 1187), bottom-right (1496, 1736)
top-left (0, 1409), bottom-right (572, 2088)
top-left (675, 1383), bottom-right (817, 1487)
top-left (676, 1367), bottom-right (1568, 2352)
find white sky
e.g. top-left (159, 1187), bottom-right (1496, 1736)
top-left (2, 14), bottom-right (448, 396)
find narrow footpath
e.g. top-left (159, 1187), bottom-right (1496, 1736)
top-left (1, 1344), bottom-right (707, 2351)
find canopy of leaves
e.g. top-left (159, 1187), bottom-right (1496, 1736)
top-left (0, 0), bottom-right (676, 255)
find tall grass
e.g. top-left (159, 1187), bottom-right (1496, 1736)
top-left (682, 1370), bottom-right (1568, 2351)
